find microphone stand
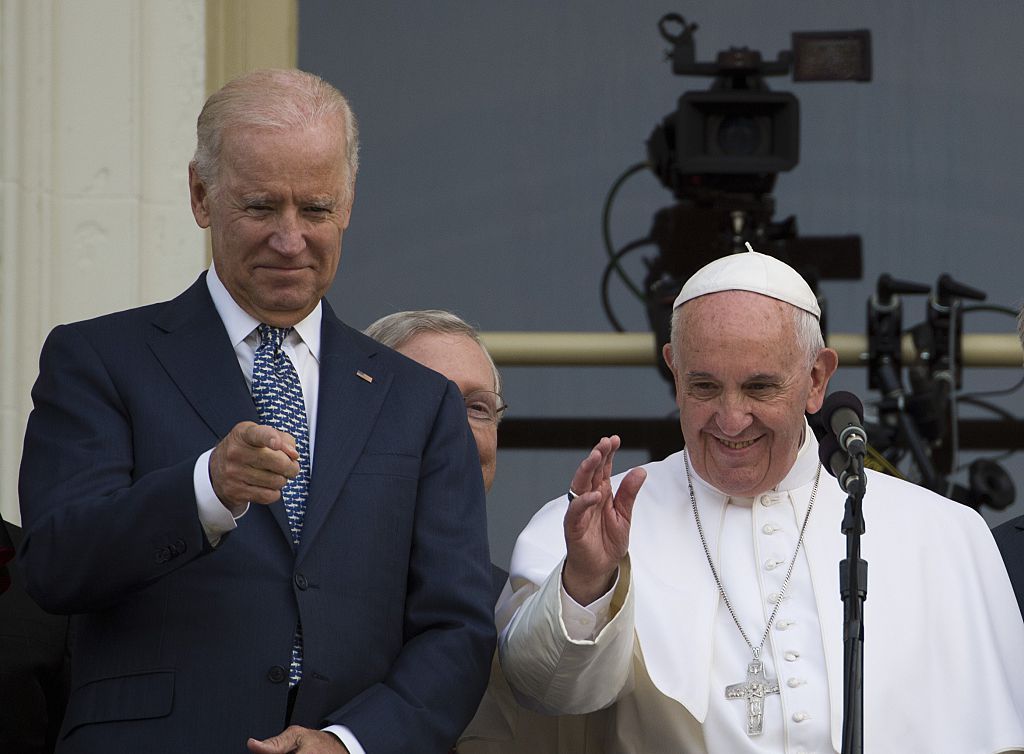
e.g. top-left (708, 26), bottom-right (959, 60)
top-left (839, 452), bottom-right (867, 754)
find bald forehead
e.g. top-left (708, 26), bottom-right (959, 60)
top-left (678, 289), bottom-right (798, 329)
top-left (397, 331), bottom-right (495, 392)
top-left (672, 291), bottom-right (802, 362)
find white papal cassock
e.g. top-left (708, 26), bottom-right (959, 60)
top-left (483, 426), bottom-right (1024, 754)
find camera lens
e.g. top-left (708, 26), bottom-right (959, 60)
top-left (716, 115), bottom-right (761, 156)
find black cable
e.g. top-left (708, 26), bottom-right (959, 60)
top-left (957, 372), bottom-right (1024, 400)
top-left (953, 396), bottom-right (1021, 469)
top-left (600, 238), bottom-right (656, 332)
top-left (954, 302), bottom-right (1024, 398)
top-left (961, 304), bottom-right (1020, 317)
top-left (602, 161), bottom-right (652, 300)
top-left (957, 395), bottom-right (1021, 423)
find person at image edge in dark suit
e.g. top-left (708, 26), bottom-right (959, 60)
top-left (17, 69), bottom-right (494, 754)
top-left (0, 519), bottom-right (69, 754)
top-left (993, 306), bottom-right (1024, 619)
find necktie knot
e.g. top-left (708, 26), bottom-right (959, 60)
top-left (257, 324), bottom-right (290, 355)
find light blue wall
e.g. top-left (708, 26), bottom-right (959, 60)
top-left (300, 1), bottom-right (1024, 568)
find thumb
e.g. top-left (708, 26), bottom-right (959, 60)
top-left (247, 733), bottom-right (295, 754)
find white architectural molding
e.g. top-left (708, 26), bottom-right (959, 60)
top-left (0, 1), bottom-right (208, 523)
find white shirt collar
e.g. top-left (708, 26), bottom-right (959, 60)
top-left (206, 262), bottom-right (322, 359)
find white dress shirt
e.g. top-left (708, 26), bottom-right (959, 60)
top-left (192, 263), bottom-right (321, 541)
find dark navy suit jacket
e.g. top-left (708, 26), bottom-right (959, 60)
top-left (993, 514), bottom-right (1024, 620)
top-left (17, 274), bottom-right (495, 753)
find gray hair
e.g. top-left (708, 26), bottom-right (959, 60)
top-left (365, 309), bottom-right (502, 395)
top-left (192, 69), bottom-right (359, 204)
top-left (670, 297), bottom-right (825, 372)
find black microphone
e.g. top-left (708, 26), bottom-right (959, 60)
top-left (818, 433), bottom-right (863, 496)
top-left (821, 391), bottom-right (867, 458)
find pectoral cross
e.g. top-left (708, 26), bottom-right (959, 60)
top-left (725, 658), bottom-right (780, 736)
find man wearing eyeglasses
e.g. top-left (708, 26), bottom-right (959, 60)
top-left (364, 310), bottom-right (505, 498)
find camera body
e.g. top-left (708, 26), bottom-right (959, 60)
top-left (648, 15), bottom-right (870, 191)
top-left (643, 16), bottom-right (869, 382)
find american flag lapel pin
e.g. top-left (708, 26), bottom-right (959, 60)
top-left (356, 370), bottom-right (374, 383)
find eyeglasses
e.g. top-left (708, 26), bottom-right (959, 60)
top-left (464, 390), bottom-right (508, 424)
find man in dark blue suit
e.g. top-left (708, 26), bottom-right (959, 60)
top-left (17, 69), bottom-right (494, 754)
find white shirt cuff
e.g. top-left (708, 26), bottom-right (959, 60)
top-left (559, 568), bottom-right (619, 641)
top-left (193, 448), bottom-right (246, 546)
top-left (323, 724), bottom-right (365, 754)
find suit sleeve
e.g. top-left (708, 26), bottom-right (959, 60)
top-left (17, 324), bottom-right (211, 614)
top-left (327, 382), bottom-right (497, 752)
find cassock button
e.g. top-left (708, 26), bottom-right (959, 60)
top-left (784, 650), bottom-right (800, 662)
top-left (762, 523), bottom-right (780, 535)
top-left (792, 711), bottom-right (810, 723)
top-left (267, 665), bottom-right (287, 683)
top-left (787, 677), bottom-right (806, 688)
top-left (759, 495), bottom-right (774, 507)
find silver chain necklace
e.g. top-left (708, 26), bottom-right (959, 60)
top-left (683, 452), bottom-right (821, 737)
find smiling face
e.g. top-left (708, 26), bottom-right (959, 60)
top-left (189, 118), bottom-right (352, 327)
top-left (663, 290), bottom-right (837, 496)
top-left (396, 331), bottom-right (499, 492)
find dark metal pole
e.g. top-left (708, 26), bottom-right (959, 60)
top-left (840, 456), bottom-right (867, 754)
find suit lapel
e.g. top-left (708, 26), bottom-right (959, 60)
top-left (147, 275), bottom-right (258, 438)
top-left (147, 274), bottom-right (292, 543)
top-left (298, 308), bottom-right (392, 562)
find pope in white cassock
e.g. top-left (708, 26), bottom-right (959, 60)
top-left (489, 251), bottom-right (1024, 754)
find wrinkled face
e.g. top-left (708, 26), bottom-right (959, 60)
top-left (396, 332), bottom-right (499, 492)
top-left (663, 291), bottom-right (836, 497)
top-left (189, 120), bottom-right (352, 327)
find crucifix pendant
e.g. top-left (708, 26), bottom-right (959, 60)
top-left (725, 658), bottom-right (780, 736)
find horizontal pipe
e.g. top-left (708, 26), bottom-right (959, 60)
top-left (480, 332), bottom-right (1023, 368)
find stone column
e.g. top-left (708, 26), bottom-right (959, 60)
top-left (1, 0), bottom-right (297, 524)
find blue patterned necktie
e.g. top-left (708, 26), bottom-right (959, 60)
top-left (252, 324), bottom-right (310, 686)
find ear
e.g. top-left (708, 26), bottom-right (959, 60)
top-left (805, 347), bottom-right (839, 414)
top-left (662, 342), bottom-right (677, 380)
top-left (188, 162), bottom-right (212, 229)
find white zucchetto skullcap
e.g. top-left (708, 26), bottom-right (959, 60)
top-left (672, 246), bottom-right (821, 319)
